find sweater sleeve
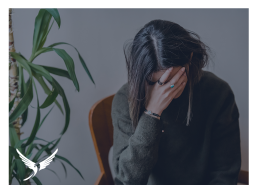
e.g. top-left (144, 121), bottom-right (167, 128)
top-left (111, 89), bottom-right (163, 185)
top-left (208, 83), bottom-right (242, 185)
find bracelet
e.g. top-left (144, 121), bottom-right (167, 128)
top-left (144, 109), bottom-right (161, 118)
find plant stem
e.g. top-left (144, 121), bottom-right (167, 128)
top-left (9, 8), bottom-right (23, 139)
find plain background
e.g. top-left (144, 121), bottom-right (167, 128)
top-left (11, 8), bottom-right (248, 185)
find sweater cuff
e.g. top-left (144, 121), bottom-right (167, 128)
top-left (132, 112), bottom-right (163, 144)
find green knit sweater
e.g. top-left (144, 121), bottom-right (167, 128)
top-left (111, 70), bottom-right (241, 185)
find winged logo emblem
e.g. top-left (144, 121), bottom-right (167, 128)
top-left (16, 148), bottom-right (58, 181)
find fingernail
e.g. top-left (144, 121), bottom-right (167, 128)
top-left (181, 67), bottom-right (185, 71)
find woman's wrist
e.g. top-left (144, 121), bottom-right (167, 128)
top-left (144, 111), bottom-right (160, 120)
top-left (145, 106), bottom-right (163, 117)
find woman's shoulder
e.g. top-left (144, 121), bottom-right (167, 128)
top-left (197, 70), bottom-right (236, 104)
top-left (199, 70), bottom-right (233, 92)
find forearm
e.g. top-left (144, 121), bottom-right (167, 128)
top-left (113, 112), bottom-right (163, 185)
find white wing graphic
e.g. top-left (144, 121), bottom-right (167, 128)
top-left (39, 148), bottom-right (58, 171)
top-left (16, 149), bottom-right (38, 180)
top-left (16, 148), bottom-right (36, 170)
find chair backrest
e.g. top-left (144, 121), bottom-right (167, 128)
top-left (88, 94), bottom-right (115, 185)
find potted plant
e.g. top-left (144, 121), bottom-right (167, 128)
top-left (9, 8), bottom-right (94, 185)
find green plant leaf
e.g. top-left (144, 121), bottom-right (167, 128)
top-left (39, 87), bottom-right (58, 109)
top-left (39, 105), bottom-right (55, 129)
top-left (32, 176), bottom-right (42, 185)
top-left (32, 9), bottom-right (52, 56)
top-left (45, 9), bottom-right (61, 29)
top-left (47, 78), bottom-right (70, 135)
top-left (35, 70), bottom-right (70, 135)
top-left (45, 168), bottom-right (61, 182)
top-left (26, 152), bottom-right (33, 159)
top-left (39, 65), bottom-right (71, 80)
top-left (23, 79), bottom-right (41, 148)
top-left (18, 63), bottom-right (23, 94)
top-left (21, 76), bottom-right (29, 127)
top-left (40, 19), bottom-right (54, 50)
top-left (48, 42), bottom-right (95, 85)
top-left (60, 161), bottom-right (67, 178)
top-left (15, 159), bottom-right (26, 181)
top-left (27, 62), bottom-right (59, 109)
top-left (33, 47), bottom-right (53, 60)
top-left (15, 135), bottom-right (55, 149)
top-left (9, 52), bottom-right (33, 124)
top-left (32, 47), bottom-right (80, 92)
top-left (27, 61), bottom-right (53, 82)
top-left (33, 72), bottom-right (64, 115)
top-left (32, 139), bottom-right (57, 162)
top-left (55, 155), bottom-right (84, 180)
top-left (9, 146), bottom-right (19, 159)
top-left (52, 48), bottom-right (79, 91)
top-left (25, 143), bottom-right (38, 157)
top-left (48, 137), bottom-right (61, 151)
top-left (9, 125), bottom-right (19, 148)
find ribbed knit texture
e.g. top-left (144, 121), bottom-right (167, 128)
top-left (111, 70), bottom-right (241, 185)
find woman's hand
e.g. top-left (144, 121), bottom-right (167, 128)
top-left (145, 66), bottom-right (188, 116)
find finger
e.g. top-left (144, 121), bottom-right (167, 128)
top-left (158, 67), bottom-right (173, 85)
top-left (177, 71), bottom-right (188, 86)
top-left (171, 81), bottom-right (186, 98)
top-left (164, 70), bottom-right (186, 93)
top-left (166, 67), bottom-right (185, 88)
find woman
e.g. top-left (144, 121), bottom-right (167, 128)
top-left (111, 19), bottom-right (241, 185)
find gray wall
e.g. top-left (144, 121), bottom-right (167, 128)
top-left (12, 8), bottom-right (248, 185)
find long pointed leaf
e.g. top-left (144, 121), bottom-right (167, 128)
top-left (40, 19), bottom-right (54, 48)
top-left (15, 159), bottom-right (26, 181)
top-left (33, 47), bottom-right (53, 60)
top-left (15, 135), bottom-right (55, 149)
top-left (25, 143), bottom-right (37, 157)
top-left (23, 79), bottom-right (40, 147)
top-left (39, 65), bottom-right (71, 80)
top-left (33, 72), bottom-right (64, 115)
top-left (45, 9), bottom-right (61, 29)
top-left (39, 105), bottom-right (55, 129)
top-left (32, 139), bottom-right (57, 162)
top-left (9, 125), bottom-right (19, 148)
top-left (32, 9), bottom-right (52, 55)
top-left (9, 53), bottom-right (33, 123)
top-left (55, 155), bottom-right (84, 180)
top-left (49, 137), bottom-right (61, 151)
top-left (60, 161), bottom-right (67, 178)
top-left (45, 168), bottom-right (61, 182)
top-left (32, 176), bottom-right (42, 185)
top-left (52, 48), bottom-right (79, 91)
top-left (28, 62), bottom-right (53, 82)
top-left (33, 47), bottom-right (79, 91)
top-left (47, 78), bottom-right (70, 135)
top-left (21, 77), bottom-right (30, 126)
top-left (48, 42), bottom-right (95, 85)
top-left (39, 87), bottom-right (58, 109)
top-left (9, 146), bottom-right (19, 159)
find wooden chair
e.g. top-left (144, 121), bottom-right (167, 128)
top-left (89, 94), bottom-right (248, 185)
top-left (89, 94), bottom-right (115, 185)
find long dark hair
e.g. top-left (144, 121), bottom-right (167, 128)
top-left (123, 19), bottom-right (213, 132)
